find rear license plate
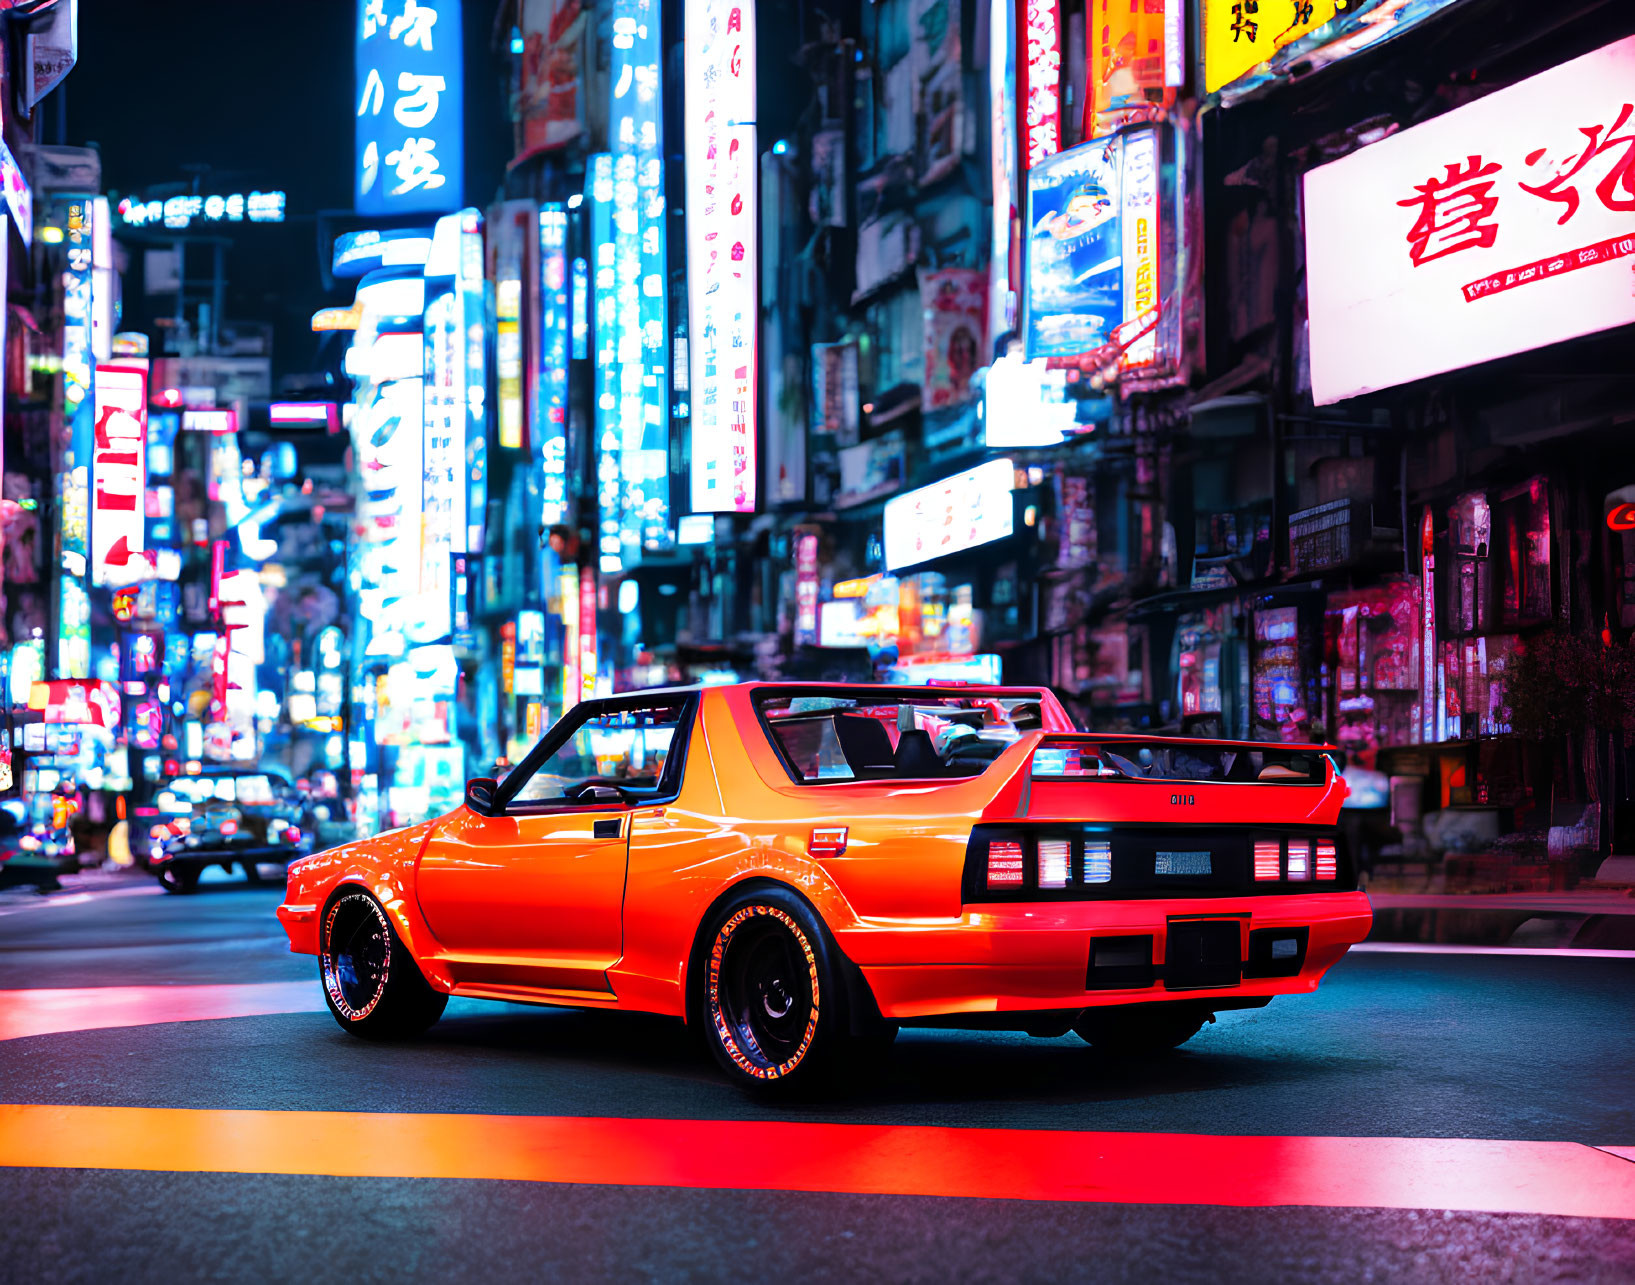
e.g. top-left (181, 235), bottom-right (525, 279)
top-left (1155, 850), bottom-right (1212, 876)
top-left (1164, 919), bottom-right (1242, 990)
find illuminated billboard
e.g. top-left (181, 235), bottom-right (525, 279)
top-left (355, 0), bottom-right (463, 216)
top-left (883, 458), bottom-right (1015, 572)
top-left (1205, 0), bottom-right (1465, 101)
top-left (1024, 126), bottom-right (1163, 365)
top-left (685, 0), bottom-right (757, 513)
top-left (1304, 36), bottom-right (1635, 405)
top-left (91, 363), bottom-right (149, 587)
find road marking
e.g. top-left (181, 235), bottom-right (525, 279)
top-left (0, 983), bottom-right (323, 1042)
top-left (1, 1105), bottom-right (1633, 1219)
top-left (0, 885), bottom-right (162, 916)
top-left (1352, 942), bottom-right (1635, 960)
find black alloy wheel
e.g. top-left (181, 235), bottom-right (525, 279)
top-left (319, 890), bottom-right (447, 1039)
top-left (696, 886), bottom-right (846, 1092)
top-left (156, 864), bottom-right (199, 895)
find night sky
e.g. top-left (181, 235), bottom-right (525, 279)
top-left (66, 0), bottom-right (510, 380)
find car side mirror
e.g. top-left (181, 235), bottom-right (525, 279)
top-left (465, 776), bottom-right (499, 817)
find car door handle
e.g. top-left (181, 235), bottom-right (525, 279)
top-left (593, 818), bottom-right (622, 839)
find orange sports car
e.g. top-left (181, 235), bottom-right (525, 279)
top-left (277, 682), bottom-right (1372, 1091)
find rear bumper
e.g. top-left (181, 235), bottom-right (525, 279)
top-left (838, 890), bottom-right (1371, 1020)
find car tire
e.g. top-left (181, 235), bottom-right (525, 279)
top-left (156, 864), bottom-right (199, 895)
top-left (693, 886), bottom-right (845, 1093)
top-left (1073, 1003), bottom-right (1211, 1056)
top-left (319, 889), bottom-right (447, 1040)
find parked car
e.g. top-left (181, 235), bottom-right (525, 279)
top-left (279, 682), bottom-right (1371, 1092)
top-left (150, 765), bottom-right (315, 893)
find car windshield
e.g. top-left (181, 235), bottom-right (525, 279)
top-left (508, 701), bottom-right (688, 804)
top-left (756, 691), bottom-right (1046, 783)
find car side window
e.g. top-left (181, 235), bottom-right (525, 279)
top-left (507, 700), bottom-right (689, 805)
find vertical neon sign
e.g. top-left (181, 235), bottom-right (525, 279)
top-left (459, 208), bottom-right (487, 553)
top-left (611, 0), bottom-right (669, 558)
top-left (1019, 0), bottom-right (1062, 170)
top-left (990, 0), bottom-right (1018, 343)
top-left (59, 198), bottom-right (94, 678)
top-left (355, 0), bottom-right (464, 216)
top-left (685, 0), bottom-right (758, 513)
top-left (588, 155), bottom-right (622, 575)
top-left (538, 204), bottom-right (569, 528)
top-left (422, 211), bottom-right (465, 639)
top-left (1420, 509), bottom-right (1441, 744)
top-left (1119, 127), bottom-right (1160, 369)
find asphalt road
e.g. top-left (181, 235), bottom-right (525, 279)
top-left (2, 877), bottom-right (1633, 1282)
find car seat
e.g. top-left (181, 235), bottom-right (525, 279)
top-left (833, 714), bottom-right (897, 779)
top-left (893, 728), bottom-right (943, 778)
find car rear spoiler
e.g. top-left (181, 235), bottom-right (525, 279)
top-left (980, 733), bottom-right (1347, 827)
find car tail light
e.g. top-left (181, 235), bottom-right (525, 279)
top-left (1286, 839), bottom-right (1311, 881)
top-left (1083, 840), bottom-right (1112, 884)
top-left (986, 840), bottom-right (1025, 888)
top-left (1316, 840), bottom-right (1337, 880)
top-left (287, 826), bottom-right (303, 844)
top-left (220, 819), bottom-right (239, 836)
top-left (1254, 839), bottom-right (1282, 881)
top-left (1037, 839), bottom-right (1070, 889)
top-left (808, 826), bottom-right (847, 857)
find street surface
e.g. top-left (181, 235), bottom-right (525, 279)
top-left (2, 877), bottom-right (1633, 1281)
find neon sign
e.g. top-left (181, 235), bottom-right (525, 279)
top-left (1020, 0), bottom-right (1062, 170)
top-left (685, 0), bottom-right (758, 513)
top-left (588, 155), bottom-right (622, 574)
top-left (92, 363), bottom-right (150, 587)
top-left (538, 205), bottom-right (570, 527)
top-left (117, 192), bottom-right (285, 229)
top-left (58, 197), bottom-right (94, 679)
top-left (355, 0), bottom-right (464, 216)
top-left (609, 0), bottom-right (670, 553)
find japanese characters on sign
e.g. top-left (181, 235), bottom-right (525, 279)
top-left (1304, 35), bottom-right (1635, 405)
top-left (1119, 127), bottom-right (1160, 368)
top-left (538, 205), bottom-right (570, 528)
top-left (685, 0), bottom-right (758, 514)
top-left (1205, 0), bottom-right (1464, 101)
top-left (355, 0), bottom-right (464, 216)
top-left (610, 0), bottom-right (671, 551)
top-left (91, 363), bottom-right (150, 588)
top-left (1019, 0), bottom-right (1062, 171)
top-left (883, 458), bottom-right (1016, 573)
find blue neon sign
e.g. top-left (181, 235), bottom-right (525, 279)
top-left (355, 0), bottom-right (464, 217)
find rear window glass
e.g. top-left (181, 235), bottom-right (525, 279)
top-left (757, 691), bottom-right (1046, 784)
